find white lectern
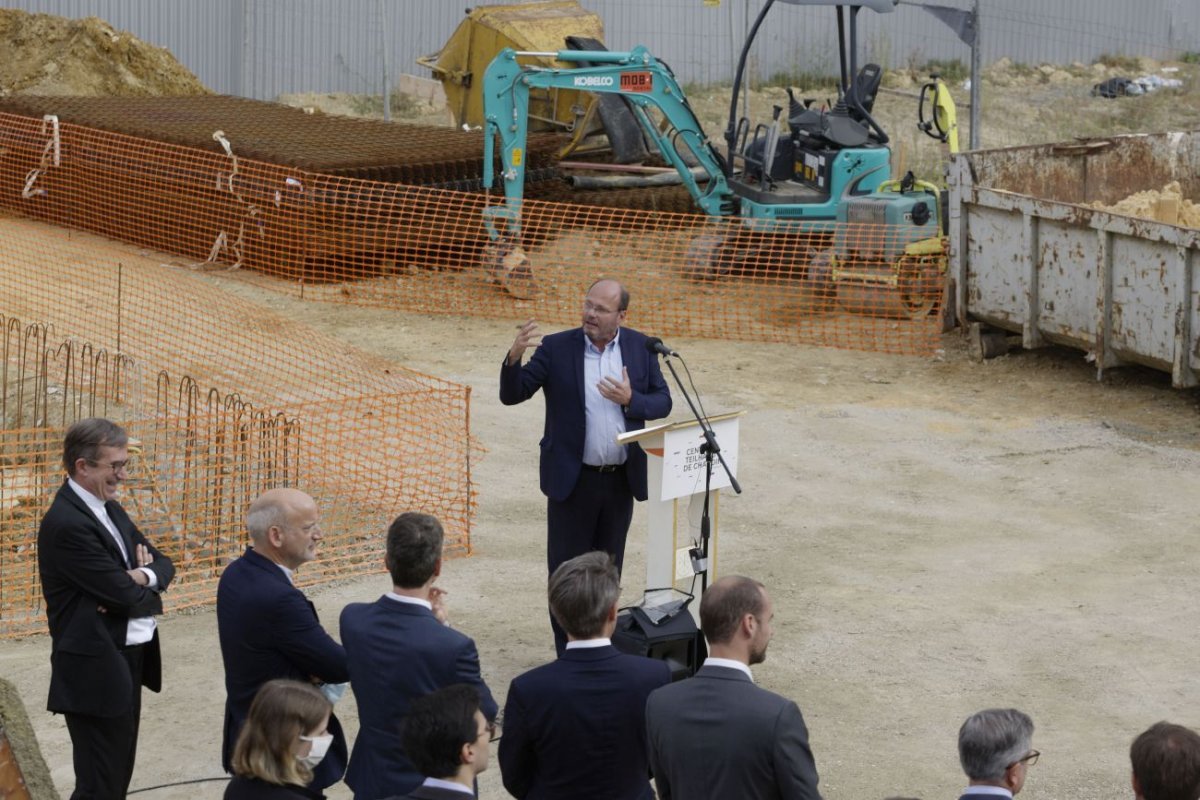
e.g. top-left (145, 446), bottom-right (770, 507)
top-left (618, 411), bottom-right (743, 603)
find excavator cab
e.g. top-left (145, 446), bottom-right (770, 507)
top-left (724, 1), bottom-right (898, 218)
top-left (712, 0), bottom-right (947, 320)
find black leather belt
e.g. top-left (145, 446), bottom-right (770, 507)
top-left (582, 463), bottom-right (624, 473)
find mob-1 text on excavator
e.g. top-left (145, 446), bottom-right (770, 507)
top-left (481, 0), bottom-right (948, 318)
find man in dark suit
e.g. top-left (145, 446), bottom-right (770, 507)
top-left (38, 417), bottom-right (175, 799)
top-left (499, 550), bottom-right (670, 800)
top-left (340, 512), bottom-right (498, 799)
top-left (956, 708), bottom-right (1038, 800)
top-left (500, 278), bottom-right (672, 653)
top-left (1130, 721), bottom-right (1200, 800)
top-left (388, 684), bottom-right (493, 800)
top-left (217, 487), bottom-right (350, 790)
top-left (646, 576), bottom-right (822, 800)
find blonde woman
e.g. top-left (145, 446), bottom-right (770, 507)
top-left (225, 679), bottom-right (334, 800)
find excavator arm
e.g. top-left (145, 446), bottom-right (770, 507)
top-left (482, 46), bottom-right (738, 243)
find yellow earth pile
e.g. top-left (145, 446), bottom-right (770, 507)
top-left (0, 9), bottom-right (209, 96)
top-left (1093, 181), bottom-right (1200, 228)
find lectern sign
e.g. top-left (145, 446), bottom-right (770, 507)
top-left (660, 415), bottom-right (740, 502)
top-left (617, 410), bottom-right (743, 606)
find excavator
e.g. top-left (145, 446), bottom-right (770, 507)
top-left (481, 0), bottom-right (949, 318)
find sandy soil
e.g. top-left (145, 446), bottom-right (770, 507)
top-left (2, 13), bottom-right (1200, 796)
top-left (0, 9), bottom-right (209, 97)
top-left (3, 265), bottom-right (1200, 798)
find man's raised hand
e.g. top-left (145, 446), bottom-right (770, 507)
top-left (508, 319), bottom-right (541, 365)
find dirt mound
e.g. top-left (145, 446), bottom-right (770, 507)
top-left (0, 9), bottom-right (209, 97)
top-left (1092, 181), bottom-right (1200, 228)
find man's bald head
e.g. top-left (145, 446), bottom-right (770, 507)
top-left (245, 488), bottom-right (322, 570)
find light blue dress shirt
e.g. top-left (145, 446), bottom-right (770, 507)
top-left (582, 331), bottom-right (627, 467)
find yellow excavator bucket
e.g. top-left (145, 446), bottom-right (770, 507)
top-left (417, 0), bottom-right (605, 132)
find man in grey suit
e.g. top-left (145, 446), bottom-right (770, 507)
top-left (956, 708), bottom-right (1038, 800)
top-left (645, 576), bottom-right (822, 800)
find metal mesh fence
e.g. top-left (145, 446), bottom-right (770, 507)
top-left (0, 104), bottom-right (944, 357)
top-left (0, 212), bottom-right (477, 639)
top-left (0, 96), bottom-right (945, 633)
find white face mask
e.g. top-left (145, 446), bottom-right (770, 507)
top-left (297, 732), bottom-right (334, 769)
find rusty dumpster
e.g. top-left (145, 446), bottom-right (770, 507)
top-left (950, 130), bottom-right (1200, 387)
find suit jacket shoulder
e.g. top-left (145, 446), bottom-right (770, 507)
top-left (646, 666), bottom-right (821, 800)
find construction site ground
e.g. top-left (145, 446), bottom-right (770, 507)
top-left (2, 226), bottom-right (1200, 798)
top-left (3, 9), bottom-right (1200, 797)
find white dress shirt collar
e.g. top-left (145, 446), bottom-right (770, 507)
top-left (961, 786), bottom-right (1013, 798)
top-left (68, 476), bottom-right (112, 518)
top-left (386, 592), bottom-right (433, 610)
top-left (566, 637), bottom-right (611, 649)
top-left (420, 777), bottom-right (474, 795)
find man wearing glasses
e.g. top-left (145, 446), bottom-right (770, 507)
top-left (501, 277), bottom-right (672, 655)
top-left (396, 684), bottom-right (494, 799)
top-left (957, 708), bottom-right (1038, 799)
top-left (38, 417), bottom-right (176, 798)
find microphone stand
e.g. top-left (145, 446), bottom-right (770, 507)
top-left (657, 354), bottom-right (741, 594)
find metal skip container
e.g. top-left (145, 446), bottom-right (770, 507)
top-left (950, 131), bottom-right (1200, 387)
top-left (417, 0), bottom-right (605, 132)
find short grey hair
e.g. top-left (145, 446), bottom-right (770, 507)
top-left (548, 551), bottom-right (620, 639)
top-left (958, 708), bottom-right (1035, 782)
top-left (245, 495), bottom-right (290, 544)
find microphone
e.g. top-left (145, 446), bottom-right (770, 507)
top-left (645, 337), bottom-right (678, 357)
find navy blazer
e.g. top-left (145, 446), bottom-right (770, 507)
top-left (38, 480), bottom-right (175, 717)
top-left (341, 596), bottom-right (498, 799)
top-left (646, 665), bottom-right (822, 800)
top-left (499, 325), bottom-right (672, 502)
top-left (217, 547), bottom-right (350, 790)
top-left (499, 644), bottom-right (670, 800)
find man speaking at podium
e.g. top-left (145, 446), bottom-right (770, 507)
top-left (501, 278), bottom-right (672, 654)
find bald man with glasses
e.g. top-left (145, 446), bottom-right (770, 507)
top-left (38, 417), bottom-right (175, 798)
top-left (501, 277), bottom-right (672, 655)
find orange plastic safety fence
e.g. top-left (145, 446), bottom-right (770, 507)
top-left (0, 111), bottom-right (943, 356)
top-left (0, 216), bottom-right (476, 639)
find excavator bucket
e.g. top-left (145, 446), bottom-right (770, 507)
top-left (483, 239), bottom-right (539, 300)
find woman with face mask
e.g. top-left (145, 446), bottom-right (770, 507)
top-left (225, 679), bottom-right (335, 799)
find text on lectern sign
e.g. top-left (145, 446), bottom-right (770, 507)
top-left (659, 417), bottom-right (740, 502)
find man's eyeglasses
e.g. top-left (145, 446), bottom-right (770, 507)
top-left (1008, 749), bottom-right (1039, 769)
top-left (88, 459), bottom-right (129, 473)
top-left (483, 711), bottom-right (503, 742)
top-left (582, 301), bottom-right (620, 316)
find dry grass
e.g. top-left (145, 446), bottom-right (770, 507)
top-left (682, 59), bottom-right (1200, 184)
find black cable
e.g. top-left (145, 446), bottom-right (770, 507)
top-left (129, 775), bottom-right (231, 794)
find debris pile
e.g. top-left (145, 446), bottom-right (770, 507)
top-left (0, 9), bottom-right (209, 97)
top-left (1092, 181), bottom-right (1200, 228)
